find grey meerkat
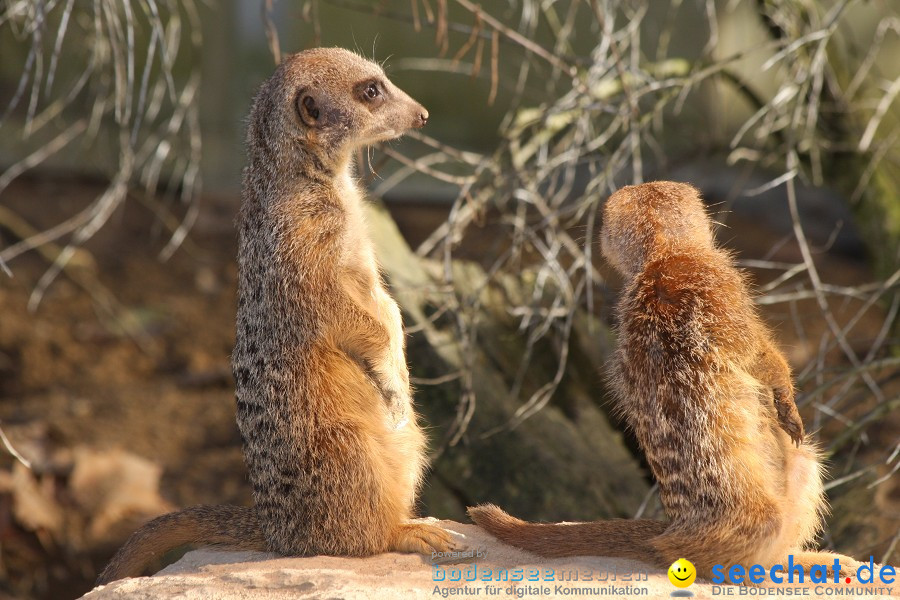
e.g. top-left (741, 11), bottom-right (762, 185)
top-left (470, 182), bottom-right (865, 579)
top-left (98, 48), bottom-right (456, 584)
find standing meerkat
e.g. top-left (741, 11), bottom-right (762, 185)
top-left (470, 181), bottom-right (861, 578)
top-left (97, 48), bottom-right (454, 584)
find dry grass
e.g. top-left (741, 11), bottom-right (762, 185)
top-left (0, 0), bottom-right (203, 309)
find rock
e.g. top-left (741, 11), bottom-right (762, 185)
top-left (80, 519), bottom-right (899, 599)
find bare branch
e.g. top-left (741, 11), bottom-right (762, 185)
top-left (0, 422), bottom-right (31, 469)
top-left (262, 0), bottom-right (282, 64)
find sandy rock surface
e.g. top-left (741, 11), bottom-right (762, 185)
top-left (81, 519), bottom-right (898, 600)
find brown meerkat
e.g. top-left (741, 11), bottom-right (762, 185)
top-left (469, 181), bottom-right (863, 578)
top-left (97, 48), bottom-right (454, 584)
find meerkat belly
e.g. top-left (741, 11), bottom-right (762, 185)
top-left (332, 183), bottom-right (413, 431)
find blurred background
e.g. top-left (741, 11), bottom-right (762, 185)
top-left (1, 0), bottom-right (898, 598)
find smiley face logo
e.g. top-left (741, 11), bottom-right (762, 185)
top-left (668, 558), bottom-right (696, 588)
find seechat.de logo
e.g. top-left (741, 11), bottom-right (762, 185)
top-left (710, 555), bottom-right (896, 585)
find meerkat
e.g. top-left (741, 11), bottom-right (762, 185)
top-left (469, 182), bottom-right (862, 578)
top-left (97, 48), bottom-right (454, 584)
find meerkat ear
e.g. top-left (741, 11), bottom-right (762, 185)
top-left (296, 90), bottom-right (323, 128)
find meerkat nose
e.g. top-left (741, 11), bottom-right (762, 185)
top-left (416, 108), bottom-right (429, 128)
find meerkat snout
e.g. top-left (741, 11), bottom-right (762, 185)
top-left (365, 79), bottom-right (429, 139)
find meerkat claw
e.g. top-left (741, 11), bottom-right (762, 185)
top-left (774, 389), bottom-right (803, 446)
top-left (773, 388), bottom-right (804, 445)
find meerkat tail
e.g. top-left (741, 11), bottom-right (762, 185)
top-left (97, 505), bottom-right (266, 585)
top-left (467, 504), bottom-right (667, 561)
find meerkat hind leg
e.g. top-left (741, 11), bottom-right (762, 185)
top-left (388, 522), bottom-right (460, 555)
top-left (789, 551), bottom-right (867, 579)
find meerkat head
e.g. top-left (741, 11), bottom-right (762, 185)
top-left (248, 47), bottom-right (428, 172)
top-left (600, 181), bottom-right (715, 279)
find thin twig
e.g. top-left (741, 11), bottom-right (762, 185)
top-left (0, 422), bottom-right (32, 469)
top-left (262, 0), bottom-right (282, 64)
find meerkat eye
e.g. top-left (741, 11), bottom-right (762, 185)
top-left (360, 81), bottom-right (385, 108)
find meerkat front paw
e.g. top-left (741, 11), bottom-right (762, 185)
top-left (773, 387), bottom-right (804, 445)
top-left (389, 522), bottom-right (463, 555)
